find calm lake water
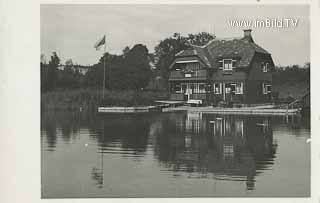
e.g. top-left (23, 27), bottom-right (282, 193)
top-left (41, 111), bottom-right (310, 198)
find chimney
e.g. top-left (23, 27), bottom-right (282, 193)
top-left (243, 29), bottom-right (254, 42)
top-left (244, 29), bottom-right (252, 37)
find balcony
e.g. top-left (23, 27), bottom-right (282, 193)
top-left (189, 93), bottom-right (207, 100)
top-left (169, 93), bottom-right (207, 101)
top-left (169, 70), bottom-right (208, 81)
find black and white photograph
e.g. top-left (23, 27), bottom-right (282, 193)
top-left (38, 4), bottom-right (314, 199)
top-left (3, 1), bottom-right (319, 202)
top-left (39, 4), bottom-right (311, 198)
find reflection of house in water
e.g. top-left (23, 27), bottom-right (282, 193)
top-left (153, 113), bottom-right (277, 191)
top-left (185, 112), bottom-right (203, 134)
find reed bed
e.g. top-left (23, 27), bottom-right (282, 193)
top-left (41, 88), bottom-right (169, 111)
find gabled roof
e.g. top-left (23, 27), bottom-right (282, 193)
top-left (169, 56), bottom-right (207, 69)
top-left (175, 46), bottom-right (211, 67)
top-left (172, 33), bottom-right (272, 69)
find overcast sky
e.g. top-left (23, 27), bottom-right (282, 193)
top-left (41, 4), bottom-right (309, 66)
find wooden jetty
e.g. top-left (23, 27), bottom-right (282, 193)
top-left (162, 106), bottom-right (301, 115)
top-left (98, 99), bottom-right (301, 115)
top-left (98, 106), bottom-right (160, 113)
top-left (97, 101), bottom-right (184, 113)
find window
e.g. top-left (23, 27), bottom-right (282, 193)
top-left (262, 62), bottom-right (269, 72)
top-left (262, 83), bottom-right (271, 94)
top-left (223, 59), bottom-right (233, 70)
top-left (190, 84), bottom-right (195, 93)
top-left (225, 87), bottom-right (231, 93)
top-left (193, 83), bottom-right (198, 93)
top-left (174, 84), bottom-right (181, 93)
top-left (266, 84), bottom-right (271, 93)
top-left (180, 83), bottom-right (206, 94)
top-left (230, 83), bottom-right (243, 94)
top-left (199, 84), bottom-right (206, 93)
top-left (191, 83), bottom-right (206, 93)
top-left (218, 59), bottom-right (237, 71)
top-left (235, 83), bottom-right (243, 94)
top-left (181, 84), bottom-right (187, 93)
top-left (214, 83), bottom-right (222, 94)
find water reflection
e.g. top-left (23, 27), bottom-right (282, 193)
top-left (151, 113), bottom-right (277, 190)
top-left (41, 110), bottom-right (98, 151)
top-left (91, 166), bottom-right (104, 188)
top-left (41, 111), bottom-right (309, 196)
top-left (92, 114), bottom-right (152, 155)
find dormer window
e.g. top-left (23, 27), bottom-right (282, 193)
top-left (219, 59), bottom-right (237, 71)
top-left (223, 59), bottom-right (233, 71)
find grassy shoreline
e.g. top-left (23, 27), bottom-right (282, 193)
top-left (41, 89), bottom-right (169, 111)
top-left (41, 81), bottom-right (309, 112)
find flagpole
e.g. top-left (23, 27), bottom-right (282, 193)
top-left (103, 35), bottom-right (106, 100)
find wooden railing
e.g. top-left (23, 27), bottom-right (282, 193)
top-left (189, 93), bottom-right (207, 100)
top-left (169, 70), bottom-right (208, 80)
top-left (170, 93), bottom-right (207, 101)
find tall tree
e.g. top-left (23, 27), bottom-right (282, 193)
top-left (85, 44), bottom-right (152, 91)
top-left (187, 32), bottom-right (215, 46)
top-left (122, 44), bottom-right (152, 90)
top-left (42, 52), bottom-right (60, 91)
top-left (40, 54), bottom-right (48, 92)
top-left (154, 33), bottom-right (189, 80)
top-left (41, 54), bottom-right (46, 65)
top-left (58, 58), bottom-right (79, 89)
top-left (122, 46), bottom-right (130, 57)
top-left (85, 52), bottom-right (124, 89)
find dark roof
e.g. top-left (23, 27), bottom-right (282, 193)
top-left (173, 34), bottom-right (272, 69)
top-left (169, 56), bottom-right (204, 69)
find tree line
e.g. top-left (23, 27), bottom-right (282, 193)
top-left (41, 44), bottom-right (152, 92)
top-left (273, 63), bottom-right (310, 85)
top-left (41, 32), bottom-right (215, 92)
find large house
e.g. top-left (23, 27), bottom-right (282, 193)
top-left (168, 29), bottom-right (274, 106)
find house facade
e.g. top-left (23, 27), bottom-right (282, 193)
top-left (168, 29), bottom-right (274, 105)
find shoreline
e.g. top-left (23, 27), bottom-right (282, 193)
top-left (97, 105), bottom-right (301, 115)
top-left (41, 88), bottom-right (169, 111)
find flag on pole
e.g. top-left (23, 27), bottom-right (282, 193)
top-left (94, 35), bottom-right (106, 50)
